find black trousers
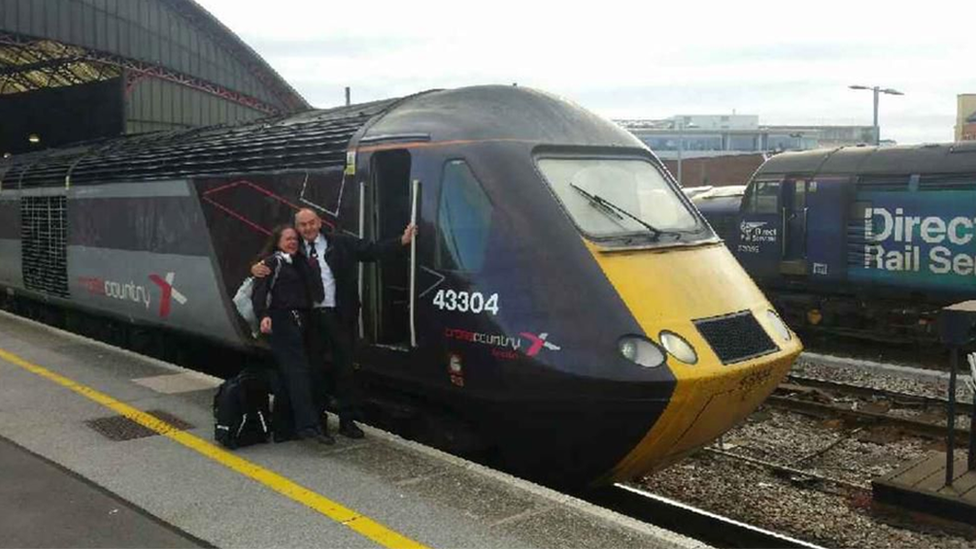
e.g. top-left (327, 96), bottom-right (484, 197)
top-left (267, 309), bottom-right (321, 437)
top-left (307, 308), bottom-right (362, 423)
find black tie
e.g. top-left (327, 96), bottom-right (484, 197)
top-left (307, 241), bottom-right (318, 263)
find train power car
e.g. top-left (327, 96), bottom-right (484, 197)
top-left (0, 85), bottom-right (801, 486)
top-left (693, 142), bottom-right (976, 341)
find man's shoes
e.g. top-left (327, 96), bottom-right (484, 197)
top-left (299, 431), bottom-right (336, 445)
top-left (338, 421), bottom-right (365, 439)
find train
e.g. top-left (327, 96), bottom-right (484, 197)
top-left (691, 143), bottom-right (976, 342)
top-left (0, 85), bottom-right (801, 486)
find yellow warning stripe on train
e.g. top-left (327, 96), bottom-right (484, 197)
top-left (0, 346), bottom-right (430, 549)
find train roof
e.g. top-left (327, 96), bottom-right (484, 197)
top-left (0, 86), bottom-right (645, 191)
top-left (362, 86), bottom-right (640, 147)
top-left (691, 185), bottom-right (746, 199)
top-left (0, 95), bottom-right (403, 190)
top-left (689, 185), bottom-right (745, 215)
top-left (753, 141), bottom-right (976, 179)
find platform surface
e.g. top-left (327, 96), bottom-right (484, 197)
top-left (0, 434), bottom-right (208, 548)
top-left (0, 310), bottom-right (704, 549)
top-left (872, 451), bottom-right (976, 526)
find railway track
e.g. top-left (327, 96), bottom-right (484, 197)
top-left (617, 369), bottom-right (971, 547)
top-left (785, 374), bottom-right (974, 415)
top-left (796, 331), bottom-right (949, 371)
top-left (700, 447), bottom-right (871, 493)
top-left (585, 484), bottom-right (825, 549)
top-left (771, 377), bottom-right (972, 443)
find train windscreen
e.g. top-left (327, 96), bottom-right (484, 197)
top-left (536, 156), bottom-right (710, 243)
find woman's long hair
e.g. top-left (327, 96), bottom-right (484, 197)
top-left (255, 224), bottom-right (295, 263)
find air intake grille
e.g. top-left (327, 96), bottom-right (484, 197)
top-left (21, 196), bottom-right (69, 297)
top-left (694, 310), bottom-right (778, 364)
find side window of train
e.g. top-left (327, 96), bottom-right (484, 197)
top-left (436, 160), bottom-right (493, 273)
top-left (793, 180), bottom-right (806, 211)
top-left (746, 181), bottom-right (780, 214)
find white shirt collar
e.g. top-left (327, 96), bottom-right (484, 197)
top-left (306, 232), bottom-right (326, 251)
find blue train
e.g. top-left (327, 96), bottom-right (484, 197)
top-left (691, 143), bottom-right (976, 341)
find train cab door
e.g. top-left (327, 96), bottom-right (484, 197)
top-left (800, 176), bottom-right (849, 283)
top-left (362, 149), bottom-right (417, 356)
top-left (780, 178), bottom-right (809, 275)
top-left (734, 178), bottom-right (783, 280)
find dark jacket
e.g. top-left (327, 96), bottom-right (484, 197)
top-left (252, 252), bottom-right (325, 320)
top-left (320, 232), bottom-right (403, 327)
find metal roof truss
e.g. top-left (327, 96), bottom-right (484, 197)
top-left (0, 32), bottom-right (281, 115)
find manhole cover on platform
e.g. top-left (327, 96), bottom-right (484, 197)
top-left (85, 410), bottom-right (194, 441)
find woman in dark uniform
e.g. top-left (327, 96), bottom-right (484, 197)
top-left (251, 225), bottom-right (333, 445)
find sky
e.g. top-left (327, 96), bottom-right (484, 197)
top-left (196, 0), bottom-right (976, 145)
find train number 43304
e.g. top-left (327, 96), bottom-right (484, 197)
top-left (432, 289), bottom-right (500, 315)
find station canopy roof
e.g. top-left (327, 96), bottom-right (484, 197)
top-left (0, 0), bottom-right (309, 114)
top-left (0, 39), bottom-right (121, 95)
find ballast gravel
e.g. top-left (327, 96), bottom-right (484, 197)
top-left (635, 353), bottom-right (976, 549)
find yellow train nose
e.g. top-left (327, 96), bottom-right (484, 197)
top-left (584, 241), bottom-right (803, 482)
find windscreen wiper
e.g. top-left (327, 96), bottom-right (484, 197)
top-left (570, 182), bottom-right (665, 238)
top-left (570, 183), bottom-right (626, 224)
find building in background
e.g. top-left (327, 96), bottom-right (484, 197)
top-left (957, 94), bottom-right (976, 141)
top-left (617, 115), bottom-right (878, 186)
top-left (659, 153), bottom-right (766, 189)
top-left (0, 0), bottom-right (309, 155)
top-left (618, 115), bottom-right (878, 160)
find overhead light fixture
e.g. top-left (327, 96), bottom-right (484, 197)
top-left (28, 134), bottom-right (40, 144)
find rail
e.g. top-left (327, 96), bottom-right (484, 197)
top-left (584, 484), bottom-right (825, 549)
top-left (784, 375), bottom-right (974, 416)
top-left (765, 393), bottom-right (970, 442)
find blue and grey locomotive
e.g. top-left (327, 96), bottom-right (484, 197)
top-left (693, 142), bottom-right (976, 342)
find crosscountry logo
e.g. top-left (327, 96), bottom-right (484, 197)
top-left (519, 332), bottom-right (561, 357)
top-left (148, 272), bottom-right (188, 318)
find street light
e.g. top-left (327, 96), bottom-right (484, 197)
top-left (849, 85), bottom-right (903, 146)
top-left (674, 118), bottom-right (698, 185)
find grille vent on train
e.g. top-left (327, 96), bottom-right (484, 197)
top-left (21, 196), bottom-right (69, 298)
top-left (693, 310), bottom-right (778, 365)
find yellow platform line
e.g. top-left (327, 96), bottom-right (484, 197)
top-left (0, 346), bottom-right (430, 549)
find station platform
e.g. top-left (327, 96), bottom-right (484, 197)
top-left (0, 310), bottom-right (703, 549)
top-left (873, 451), bottom-right (976, 526)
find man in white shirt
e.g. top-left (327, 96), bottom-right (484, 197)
top-left (254, 208), bottom-right (415, 439)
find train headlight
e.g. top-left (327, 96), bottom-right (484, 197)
top-left (766, 310), bottom-right (792, 341)
top-left (618, 336), bottom-right (666, 368)
top-left (659, 331), bottom-right (698, 364)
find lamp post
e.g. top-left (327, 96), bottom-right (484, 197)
top-left (849, 85), bottom-right (903, 146)
top-left (675, 118), bottom-right (698, 185)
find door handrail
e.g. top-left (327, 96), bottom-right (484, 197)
top-left (781, 206), bottom-right (788, 258)
top-left (409, 179), bottom-right (420, 348)
top-left (802, 206), bottom-right (809, 259)
top-left (358, 179), bottom-right (366, 339)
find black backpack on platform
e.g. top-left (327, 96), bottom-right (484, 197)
top-left (213, 369), bottom-right (271, 449)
